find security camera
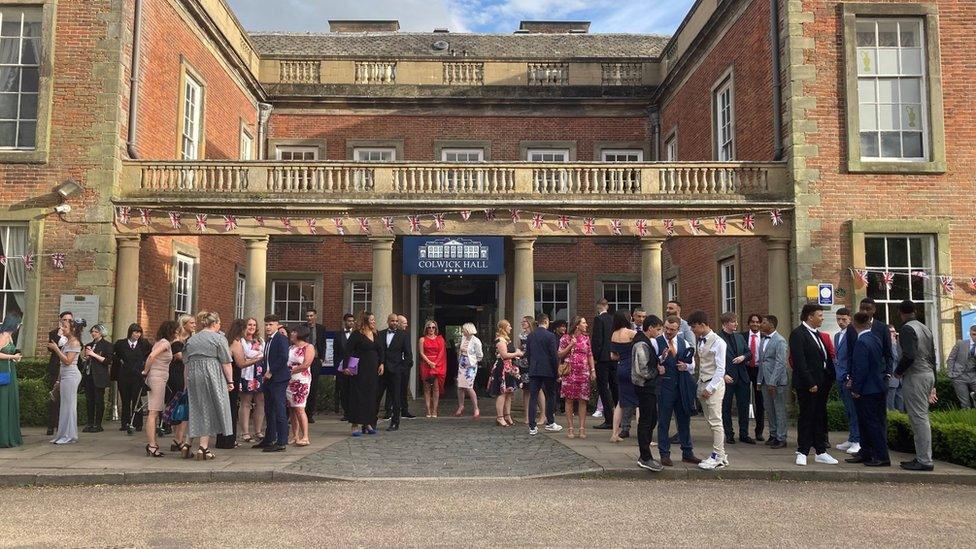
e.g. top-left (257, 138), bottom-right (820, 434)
top-left (54, 204), bottom-right (71, 215)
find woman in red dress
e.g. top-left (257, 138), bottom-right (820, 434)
top-left (418, 320), bottom-right (447, 418)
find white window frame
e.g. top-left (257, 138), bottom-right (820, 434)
top-left (0, 224), bottom-right (27, 325)
top-left (240, 128), bottom-right (253, 160)
top-left (275, 145), bottom-right (317, 161)
top-left (0, 7), bottom-right (41, 150)
top-left (855, 18), bottom-right (928, 162)
top-left (526, 149), bottom-right (569, 162)
top-left (602, 281), bottom-right (642, 316)
top-left (712, 73), bottom-right (735, 161)
top-left (440, 148), bottom-right (484, 162)
top-left (174, 253), bottom-right (196, 316)
top-left (271, 280), bottom-right (316, 324)
top-left (534, 280), bottom-right (570, 322)
top-left (666, 277), bottom-right (678, 303)
top-left (354, 147), bottom-right (396, 162)
top-left (664, 133), bottom-right (677, 161)
top-left (349, 280), bottom-right (372, 315)
top-left (863, 234), bottom-right (938, 333)
top-left (234, 271), bottom-right (246, 319)
top-left (180, 74), bottom-right (203, 160)
top-left (601, 149), bottom-right (643, 162)
top-left (720, 259), bottom-right (736, 315)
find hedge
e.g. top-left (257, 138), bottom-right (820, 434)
top-left (887, 409), bottom-right (976, 469)
top-left (16, 377), bottom-right (90, 427)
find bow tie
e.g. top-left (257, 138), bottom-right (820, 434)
top-left (761, 335), bottom-right (771, 340)
top-left (697, 337), bottom-right (706, 345)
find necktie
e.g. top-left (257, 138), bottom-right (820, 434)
top-left (668, 337), bottom-right (677, 357)
top-left (970, 342), bottom-right (975, 358)
top-left (130, 341), bottom-right (135, 350)
top-left (749, 333), bottom-right (758, 367)
top-left (814, 330), bottom-right (827, 366)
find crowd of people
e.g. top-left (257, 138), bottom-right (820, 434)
top-left (0, 294), bottom-right (970, 475)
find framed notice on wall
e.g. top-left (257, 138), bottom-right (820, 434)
top-left (320, 331), bottom-right (338, 375)
top-left (59, 294), bottom-right (99, 344)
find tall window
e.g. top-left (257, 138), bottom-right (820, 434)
top-left (666, 277), bottom-right (678, 303)
top-left (240, 129), bottom-right (253, 160)
top-left (534, 280), bottom-right (569, 322)
top-left (174, 254), bottom-right (196, 316)
top-left (271, 280), bottom-right (314, 324)
top-left (441, 148), bottom-right (483, 162)
top-left (864, 235), bottom-right (936, 327)
top-left (601, 149), bottom-right (643, 162)
top-left (0, 7), bottom-right (41, 149)
top-left (234, 272), bottom-right (246, 319)
top-left (664, 134), bottom-right (677, 161)
top-left (603, 282), bottom-right (641, 315)
top-left (720, 259), bottom-right (736, 314)
top-left (856, 18), bottom-right (926, 161)
top-left (0, 224), bottom-right (27, 320)
top-left (354, 148), bottom-right (395, 162)
top-left (350, 280), bottom-right (372, 315)
top-left (180, 73), bottom-right (203, 160)
top-left (713, 75), bottom-right (734, 161)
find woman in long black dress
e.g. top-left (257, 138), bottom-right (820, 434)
top-left (345, 310), bottom-right (383, 436)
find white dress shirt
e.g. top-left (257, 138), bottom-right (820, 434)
top-left (698, 330), bottom-right (727, 392)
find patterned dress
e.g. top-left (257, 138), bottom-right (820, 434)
top-left (286, 344), bottom-right (312, 408)
top-left (238, 337), bottom-right (265, 394)
top-left (559, 334), bottom-right (592, 400)
top-left (184, 330), bottom-right (234, 438)
top-left (488, 338), bottom-right (520, 397)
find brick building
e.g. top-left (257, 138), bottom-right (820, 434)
top-left (1, 0), bottom-right (973, 390)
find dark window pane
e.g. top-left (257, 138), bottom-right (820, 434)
top-left (0, 17), bottom-right (19, 38)
top-left (19, 67), bottom-right (37, 92)
top-left (0, 120), bottom-right (15, 146)
top-left (909, 238), bottom-right (923, 267)
top-left (910, 275), bottom-right (925, 300)
top-left (0, 67), bottom-right (18, 93)
top-left (902, 132), bottom-right (923, 158)
top-left (534, 287), bottom-right (542, 302)
top-left (915, 304), bottom-right (928, 326)
top-left (16, 120), bottom-right (33, 147)
top-left (889, 273), bottom-right (910, 300)
top-left (881, 304), bottom-right (896, 327)
top-left (860, 132), bottom-right (879, 157)
top-left (19, 92), bottom-right (35, 119)
top-left (866, 272), bottom-right (885, 300)
top-left (0, 38), bottom-right (18, 63)
top-left (554, 284), bottom-right (567, 301)
top-left (0, 93), bottom-right (16, 118)
top-left (880, 131), bottom-right (901, 158)
top-left (865, 237), bottom-right (886, 267)
top-left (20, 38), bottom-right (37, 65)
top-left (886, 237), bottom-right (908, 267)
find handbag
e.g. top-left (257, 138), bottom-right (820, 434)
top-left (164, 391), bottom-right (188, 424)
top-left (558, 361), bottom-right (571, 378)
top-left (0, 366), bottom-right (9, 386)
top-left (344, 356), bottom-right (360, 376)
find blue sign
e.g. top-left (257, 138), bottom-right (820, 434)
top-left (403, 236), bottom-right (504, 275)
top-left (818, 283), bottom-right (834, 306)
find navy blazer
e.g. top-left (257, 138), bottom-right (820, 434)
top-left (264, 331), bottom-right (291, 383)
top-left (845, 319), bottom-right (893, 376)
top-left (850, 331), bottom-right (886, 396)
top-left (525, 326), bottom-right (559, 378)
top-left (656, 334), bottom-right (696, 415)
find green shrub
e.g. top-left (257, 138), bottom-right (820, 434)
top-left (17, 357), bottom-right (49, 380)
top-left (16, 376), bottom-right (90, 427)
top-left (826, 400), bottom-right (849, 431)
top-left (887, 409), bottom-right (976, 469)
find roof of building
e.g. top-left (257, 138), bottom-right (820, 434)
top-left (247, 32), bottom-right (670, 60)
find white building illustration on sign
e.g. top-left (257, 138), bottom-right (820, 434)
top-left (419, 238), bottom-right (490, 260)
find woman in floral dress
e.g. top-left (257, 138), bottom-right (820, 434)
top-left (559, 316), bottom-right (595, 439)
top-left (488, 319), bottom-right (523, 427)
top-left (228, 317), bottom-right (264, 443)
top-left (286, 325), bottom-right (315, 446)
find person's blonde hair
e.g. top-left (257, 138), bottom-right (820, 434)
top-left (495, 319), bottom-right (512, 341)
top-left (178, 314), bottom-right (195, 335)
top-left (195, 310), bottom-right (220, 329)
top-left (461, 322), bottom-right (477, 337)
top-left (424, 320), bottom-right (439, 336)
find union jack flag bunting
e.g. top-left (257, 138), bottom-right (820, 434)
top-left (51, 252), bottom-right (65, 269)
top-left (635, 219), bottom-right (648, 237)
top-left (714, 216), bottom-right (727, 234)
top-left (851, 268), bottom-right (869, 288)
top-left (116, 206), bottom-right (131, 225)
top-left (23, 251), bottom-right (34, 272)
top-left (510, 209), bottom-right (521, 224)
top-left (911, 271), bottom-right (929, 280)
top-left (433, 213), bottom-right (446, 230)
top-left (531, 214), bottom-right (544, 230)
top-left (663, 219), bottom-right (675, 236)
top-left (484, 209), bottom-right (496, 221)
top-left (139, 209), bottom-right (151, 226)
top-left (222, 215), bottom-right (238, 232)
top-left (940, 275), bottom-right (955, 294)
top-left (329, 218), bottom-right (343, 235)
top-left (358, 217), bottom-right (371, 234)
top-left (0, 256), bottom-right (5, 266)
top-left (459, 210), bottom-right (472, 221)
top-left (168, 212), bottom-right (182, 229)
top-left (770, 209), bottom-right (784, 226)
top-left (583, 218), bottom-right (596, 235)
top-left (255, 216), bottom-right (266, 227)
top-left (689, 218), bottom-right (702, 235)
top-left (742, 213), bottom-right (756, 231)
top-left (408, 215), bottom-right (421, 233)
top-left (308, 218), bottom-right (320, 235)
top-left (610, 219), bottom-right (622, 236)
top-left (280, 217), bottom-right (293, 231)
top-left (557, 215), bottom-right (570, 231)
top-left (881, 271), bottom-right (894, 291)
top-left (382, 216), bottom-right (395, 234)
top-left (195, 214), bottom-right (208, 233)
top-left (969, 277), bottom-right (976, 291)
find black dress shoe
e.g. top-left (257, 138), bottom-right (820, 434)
top-left (262, 444), bottom-right (286, 452)
top-left (900, 459), bottom-right (934, 471)
top-left (46, 427), bottom-right (55, 436)
top-left (725, 435), bottom-right (737, 444)
top-left (660, 456), bottom-right (674, 467)
top-left (739, 436), bottom-right (756, 444)
top-left (619, 430), bottom-right (630, 439)
top-left (845, 455), bottom-right (867, 464)
top-left (82, 425), bottom-right (94, 433)
top-left (755, 434), bottom-right (765, 442)
top-left (252, 442), bottom-right (271, 449)
top-left (771, 440), bottom-right (788, 449)
top-left (764, 438), bottom-right (776, 446)
top-left (386, 424), bottom-right (399, 432)
top-left (681, 455), bottom-right (702, 465)
top-left (864, 459), bottom-right (891, 467)
top-left (93, 425), bottom-right (104, 433)
top-left (402, 412), bottom-right (416, 419)
top-left (593, 423), bottom-right (613, 430)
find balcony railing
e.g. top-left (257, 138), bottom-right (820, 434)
top-left (118, 161), bottom-right (789, 202)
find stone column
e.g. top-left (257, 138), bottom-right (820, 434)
top-left (370, 236), bottom-right (395, 324)
top-left (512, 236), bottom-right (536, 323)
top-left (112, 235), bottom-right (141, 336)
top-left (640, 237), bottom-right (665, 317)
top-left (766, 237), bottom-right (792, 335)
top-left (243, 236), bottom-right (269, 322)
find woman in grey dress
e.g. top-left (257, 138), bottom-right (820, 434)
top-left (47, 319), bottom-right (84, 444)
top-left (184, 310), bottom-right (234, 460)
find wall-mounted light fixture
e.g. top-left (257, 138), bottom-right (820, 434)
top-left (55, 179), bottom-right (83, 200)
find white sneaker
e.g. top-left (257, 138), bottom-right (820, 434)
top-left (845, 442), bottom-right (861, 455)
top-left (836, 440), bottom-right (853, 451)
top-left (544, 423), bottom-right (563, 432)
top-left (528, 427), bottom-right (538, 436)
top-left (592, 410), bottom-right (604, 418)
top-left (698, 452), bottom-right (726, 470)
top-left (795, 452), bottom-right (807, 466)
top-left (815, 452), bottom-right (839, 465)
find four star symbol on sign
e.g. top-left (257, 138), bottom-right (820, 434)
top-left (442, 268), bottom-right (464, 273)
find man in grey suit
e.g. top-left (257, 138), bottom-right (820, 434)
top-left (757, 315), bottom-right (789, 448)
top-left (947, 325), bottom-right (976, 409)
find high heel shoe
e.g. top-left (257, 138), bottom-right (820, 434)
top-left (473, 410), bottom-right (480, 420)
top-left (566, 427), bottom-right (576, 439)
top-left (180, 442), bottom-right (192, 459)
top-left (170, 439), bottom-right (183, 452)
top-left (496, 416), bottom-right (507, 427)
top-left (145, 444), bottom-right (165, 457)
top-left (504, 415), bottom-right (515, 426)
top-left (194, 446), bottom-right (215, 461)
top-left (453, 407), bottom-right (464, 417)
top-left (578, 428), bottom-right (587, 439)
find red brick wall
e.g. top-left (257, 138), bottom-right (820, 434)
top-left (659, 0), bottom-right (775, 161)
top-left (268, 114), bottom-right (649, 161)
top-left (535, 238), bottom-right (641, 317)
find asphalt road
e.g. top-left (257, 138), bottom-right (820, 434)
top-left (3, 479), bottom-right (972, 547)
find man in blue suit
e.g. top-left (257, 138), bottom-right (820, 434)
top-left (656, 315), bottom-right (701, 466)
top-left (845, 298), bottom-right (894, 378)
top-left (524, 313), bottom-right (562, 436)
top-left (254, 314), bottom-right (291, 452)
top-left (833, 308), bottom-right (861, 455)
top-left (846, 312), bottom-right (890, 467)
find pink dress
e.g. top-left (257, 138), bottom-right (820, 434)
top-left (286, 344), bottom-right (312, 408)
top-left (559, 333), bottom-right (591, 400)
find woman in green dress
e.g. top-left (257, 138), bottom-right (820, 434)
top-left (0, 315), bottom-right (23, 449)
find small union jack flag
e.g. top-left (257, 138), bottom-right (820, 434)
top-left (911, 271), bottom-right (929, 280)
top-left (609, 219), bottom-right (622, 236)
top-left (557, 215), bottom-right (570, 231)
top-left (222, 215), bottom-right (238, 232)
top-left (168, 212), bottom-right (182, 229)
top-left (852, 268), bottom-right (869, 288)
top-left (635, 219), bottom-right (648, 237)
top-left (433, 213), bottom-right (446, 230)
top-left (139, 209), bottom-right (151, 226)
top-left (408, 215), bottom-right (421, 233)
top-left (510, 209), bottom-right (521, 224)
top-left (881, 271), bottom-right (894, 291)
top-left (116, 206), bottom-right (131, 225)
top-left (330, 218), bottom-right (344, 236)
top-left (308, 218), bottom-right (320, 235)
top-left (195, 214), bottom-right (208, 233)
top-left (459, 210), bottom-right (472, 221)
top-left (689, 218), bottom-right (702, 235)
top-left (484, 209), bottom-right (496, 221)
top-left (382, 216), bottom-right (395, 234)
top-left (770, 209), bottom-right (784, 226)
top-left (255, 216), bottom-right (266, 227)
top-left (531, 214), bottom-right (544, 230)
top-left (714, 216), bottom-right (727, 234)
top-left (358, 217), bottom-right (371, 234)
top-left (280, 217), bottom-right (293, 231)
top-left (940, 275), bottom-right (955, 294)
top-left (51, 252), bottom-right (66, 269)
top-left (969, 277), bottom-right (976, 291)
top-left (0, 256), bottom-right (5, 266)
top-left (583, 218), bottom-right (596, 235)
top-left (663, 219), bottom-right (675, 236)
top-left (23, 251), bottom-right (34, 272)
top-left (742, 213), bottom-right (756, 231)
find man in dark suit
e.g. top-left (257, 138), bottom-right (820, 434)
top-left (332, 313), bottom-right (356, 421)
top-left (378, 313), bottom-right (413, 431)
top-left (718, 312), bottom-right (754, 445)
top-left (656, 315), bottom-right (700, 466)
top-left (845, 312), bottom-right (890, 467)
top-left (255, 315), bottom-right (291, 452)
top-left (845, 298), bottom-right (894, 378)
top-left (46, 311), bottom-right (73, 435)
top-left (112, 322), bottom-right (151, 432)
top-left (789, 303), bottom-right (838, 466)
top-left (524, 313), bottom-right (562, 435)
top-left (591, 299), bottom-right (616, 429)
top-left (304, 309), bottom-right (327, 423)
top-left (397, 315), bottom-right (415, 419)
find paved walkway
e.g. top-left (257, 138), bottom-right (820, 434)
top-left (1, 400), bottom-right (973, 485)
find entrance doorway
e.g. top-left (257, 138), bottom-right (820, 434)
top-left (418, 276), bottom-right (498, 398)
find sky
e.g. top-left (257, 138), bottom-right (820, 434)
top-left (226, 0), bottom-right (695, 35)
